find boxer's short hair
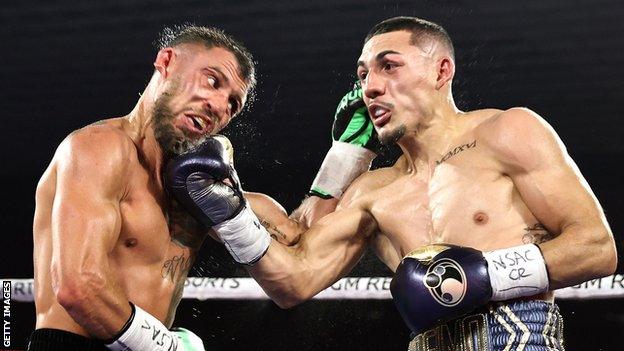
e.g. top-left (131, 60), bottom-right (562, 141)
top-left (365, 16), bottom-right (454, 59)
top-left (156, 24), bottom-right (256, 102)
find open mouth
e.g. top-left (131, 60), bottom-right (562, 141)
top-left (182, 114), bottom-right (212, 134)
top-left (190, 115), bottom-right (206, 130)
top-left (369, 105), bottom-right (391, 127)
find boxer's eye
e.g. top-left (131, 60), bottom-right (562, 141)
top-left (381, 59), bottom-right (399, 73)
top-left (207, 76), bottom-right (217, 88)
top-left (383, 63), bottom-right (397, 71)
top-left (357, 70), bottom-right (368, 81)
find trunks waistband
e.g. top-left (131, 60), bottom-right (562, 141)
top-left (409, 300), bottom-right (565, 351)
top-left (27, 328), bottom-right (107, 351)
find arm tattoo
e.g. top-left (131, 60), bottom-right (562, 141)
top-left (522, 223), bottom-right (554, 244)
top-left (260, 219), bottom-right (287, 241)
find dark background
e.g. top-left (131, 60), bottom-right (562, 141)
top-left (2, 0), bottom-right (623, 350)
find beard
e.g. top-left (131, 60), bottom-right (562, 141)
top-left (378, 123), bottom-right (406, 145)
top-left (152, 88), bottom-right (210, 162)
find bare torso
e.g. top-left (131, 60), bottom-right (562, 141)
top-left (354, 109), bottom-right (554, 299)
top-left (33, 118), bottom-right (205, 336)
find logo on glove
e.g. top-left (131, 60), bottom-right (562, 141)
top-left (423, 258), bottom-right (467, 307)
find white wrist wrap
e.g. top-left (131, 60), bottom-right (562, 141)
top-left (310, 141), bottom-right (376, 198)
top-left (106, 304), bottom-right (180, 351)
top-left (213, 206), bottom-right (271, 265)
top-left (483, 244), bottom-right (549, 301)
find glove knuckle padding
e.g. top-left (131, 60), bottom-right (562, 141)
top-left (331, 83), bottom-right (381, 153)
top-left (390, 244), bottom-right (492, 334)
top-left (333, 86), bottom-right (366, 139)
top-left (186, 172), bottom-right (241, 225)
top-left (165, 137), bottom-right (243, 228)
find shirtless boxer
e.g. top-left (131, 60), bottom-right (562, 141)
top-left (30, 25), bottom-right (257, 350)
top-left (166, 17), bottom-right (617, 350)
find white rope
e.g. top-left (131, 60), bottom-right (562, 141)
top-left (4, 274), bottom-right (624, 302)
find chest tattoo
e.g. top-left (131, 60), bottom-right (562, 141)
top-left (436, 140), bottom-right (477, 165)
top-left (159, 200), bottom-right (204, 283)
top-left (161, 254), bottom-right (192, 283)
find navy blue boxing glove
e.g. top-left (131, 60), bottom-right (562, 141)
top-left (165, 135), bottom-right (270, 265)
top-left (165, 136), bottom-right (243, 226)
top-left (390, 244), bottom-right (549, 334)
top-left (390, 244), bottom-right (491, 334)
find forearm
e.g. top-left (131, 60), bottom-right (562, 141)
top-left (248, 243), bottom-right (313, 308)
top-left (55, 269), bottom-right (187, 349)
top-left (249, 240), bottom-right (352, 309)
top-left (53, 222), bottom-right (131, 337)
top-left (539, 222), bottom-right (617, 289)
top-left (245, 191), bottom-right (304, 245)
top-left (249, 210), bottom-right (372, 308)
top-left (53, 265), bottom-right (132, 339)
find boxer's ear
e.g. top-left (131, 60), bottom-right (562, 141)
top-left (435, 56), bottom-right (455, 90)
top-left (154, 48), bottom-right (175, 78)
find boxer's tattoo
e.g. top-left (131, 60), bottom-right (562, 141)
top-left (522, 223), bottom-right (554, 244)
top-left (436, 140), bottom-right (477, 165)
top-left (167, 199), bottom-right (206, 249)
top-left (161, 254), bottom-right (191, 282)
top-left (260, 219), bottom-right (287, 241)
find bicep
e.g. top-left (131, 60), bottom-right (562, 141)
top-left (495, 109), bottom-right (617, 286)
top-left (290, 172), bottom-right (380, 275)
top-left (51, 134), bottom-right (126, 275)
top-left (52, 181), bottom-right (122, 262)
top-left (294, 205), bottom-right (375, 277)
top-left (511, 156), bottom-right (602, 233)
top-left (494, 109), bottom-right (606, 233)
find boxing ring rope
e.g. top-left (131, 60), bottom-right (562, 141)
top-left (4, 274), bottom-right (624, 302)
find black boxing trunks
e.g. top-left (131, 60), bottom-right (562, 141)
top-left (408, 300), bottom-right (564, 351)
top-left (27, 328), bottom-right (107, 351)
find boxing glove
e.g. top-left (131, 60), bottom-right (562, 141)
top-left (310, 81), bottom-right (381, 198)
top-left (391, 243), bottom-right (549, 333)
top-left (165, 135), bottom-right (270, 265)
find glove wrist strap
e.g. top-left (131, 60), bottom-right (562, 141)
top-left (105, 303), bottom-right (179, 350)
top-left (213, 206), bottom-right (271, 265)
top-left (483, 244), bottom-right (549, 301)
top-left (310, 141), bottom-right (376, 198)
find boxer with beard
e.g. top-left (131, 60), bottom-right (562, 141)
top-left (30, 25), bottom-right (257, 350)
